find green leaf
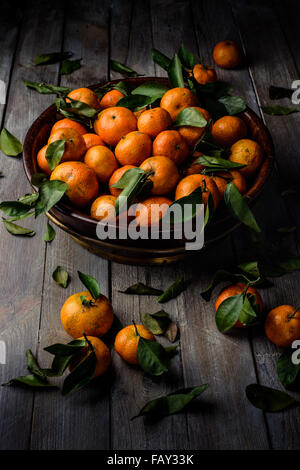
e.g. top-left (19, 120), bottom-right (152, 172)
top-left (46, 140), bottom-right (66, 170)
top-left (131, 384), bottom-right (209, 420)
top-left (24, 80), bottom-right (70, 95)
top-left (26, 349), bottom-right (47, 381)
top-left (141, 310), bottom-right (170, 335)
top-left (218, 95), bottom-right (246, 115)
top-left (132, 82), bottom-right (169, 98)
top-left (52, 266), bottom-right (69, 288)
top-left (113, 167), bottom-right (152, 216)
top-left (197, 81), bottom-right (233, 98)
top-left (165, 187), bottom-right (203, 223)
top-left (174, 107), bottom-right (207, 128)
top-left (204, 192), bottom-right (214, 228)
top-left (62, 350), bottom-right (97, 396)
top-left (246, 384), bottom-right (297, 412)
top-left (277, 348), bottom-right (300, 389)
top-left (269, 85), bottom-right (293, 100)
top-left (44, 339), bottom-right (86, 356)
top-left (57, 96), bottom-right (99, 117)
top-left (224, 182), bottom-right (261, 232)
top-left (216, 294), bottom-right (244, 332)
top-left (151, 48), bottom-right (171, 71)
top-left (0, 128), bottom-right (23, 156)
top-left (158, 275), bottom-right (186, 303)
top-left (18, 193), bottom-right (39, 206)
top-left (43, 221), bottom-right (56, 242)
top-left (238, 294), bottom-right (260, 326)
top-left (34, 180), bottom-right (68, 218)
top-left (78, 271), bottom-right (100, 300)
top-left (178, 43), bottom-right (195, 69)
top-left (31, 173), bottom-right (48, 187)
top-left (196, 155), bottom-right (245, 170)
top-left (35, 51), bottom-right (73, 66)
top-left (2, 374), bottom-right (56, 388)
top-left (0, 201), bottom-right (32, 219)
top-left (3, 219), bottom-right (35, 237)
top-left (200, 269), bottom-right (245, 301)
top-left (44, 355), bottom-right (73, 377)
top-left (110, 60), bottom-right (140, 77)
top-left (120, 282), bottom-right (163, 296)
top-left (116, 94), bottom-right (154, 111)
top-left (137, 337), bottom-right (170, 376)
top-left (60, 58), bottom-right (82, 75)
top-left (168, 54), bottom-right (184, 88)
top-left (261, 105), bottom-right (298, 116)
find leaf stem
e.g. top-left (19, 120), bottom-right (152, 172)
top-left (82, 332), bottom-right (94, 352)
top-left (288, 305), bottom-right (300, 320)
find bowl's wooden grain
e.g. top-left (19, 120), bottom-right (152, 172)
top-left (23, 77), bottom-right (274, 263)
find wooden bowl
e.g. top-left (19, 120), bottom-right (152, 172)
top-left (23, 77), bottom-right (274, 265)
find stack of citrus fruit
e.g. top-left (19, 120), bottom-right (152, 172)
top-left (36, 40), bottom-right (263, 229)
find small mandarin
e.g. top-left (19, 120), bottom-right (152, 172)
top-left (114, 324), bottom-right (155, 365)
top-left (115, 131), bottom-right (152, 166)
top-left (84, 145), bottom-right (118, 183)
top-left (160, 87), bottom-right (199, 121)
top-left (94, 107), bottom-right (137, 146)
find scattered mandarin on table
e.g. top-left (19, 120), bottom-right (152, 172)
top-left (216, 283), bottom-right (263, 328)
top-left (213, 40), bottom-right (243, 69)
top-left (114, 324), bottom-right (155, 365)
top-left (61, 290), bottom-right (114, 339)
top-left (69, 336), bottom-right (111, 378)
top-left (265, 305), bottom-right (300, 348)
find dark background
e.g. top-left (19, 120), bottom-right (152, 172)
top-left (0, 0), bottom-right (300, 450)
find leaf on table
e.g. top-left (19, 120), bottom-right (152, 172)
top-left (2, 374), bottom-right (56, 388)
top-left (3, 219), bottom-right (35, 237)
top-left (43, 221), bottom-right (56, 242)
top-left (52, 266), bottom-right (69, 288)
top-left (35, 51), bottom-right (73, 66)
top-left (44, 339), bottom-right (86, 356)
top-left (24, 80), bottom-right (71, 95)
top-left (277, 348), bottom-right (300, 389)
top-left (26, 349), bottom-right (47, 381)
top-left (131, 384), bottom-right (209, 420)
top-left (246, 384), bottom-right (297, 412)
top-left (164, 321), bottom-right (178, 343)
top-left (261, 105), bottom-right (298, 116)
top-left (62, 350), bottom-right (97, 396)
top-left (60, 58), bottom-right (82, 75)
top-left (157, 275), bottom-right (186, 303)
top-left (141, 310), bottom-right (170, 335)
top-left (0, 128), bottom-right (23, 157)
top-left (120, 282), bottom-right (163, 296)
top-left (18, 193), bottom-right (39, 206)
top-left (137, 336), bottom-right (170, 376)
top-left (269, 85), bottom-right (293, 100)
top-left (78, 271), bottom-right (100, 300)
top-left (0, 201), bottom-right (32, 219)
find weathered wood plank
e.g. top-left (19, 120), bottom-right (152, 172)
top-left (152, 0), bottom-right (268, 449)
top-left (30, 0), bottom-right (111, 450)
top-left (0, 0), bottom-right (64, 450)
top-left (231, 0), bottom-right (300, 449)
top-left (109, 0), bottom-right (190, 450)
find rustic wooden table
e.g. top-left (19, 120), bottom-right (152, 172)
top-left (0, 0), bottom-right (300, 450)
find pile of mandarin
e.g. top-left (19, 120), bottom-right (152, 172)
top-left (37, 56), bottom-right (264, 227)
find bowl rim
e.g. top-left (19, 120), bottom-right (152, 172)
top-left (22, 76), bottom-right (274, 235)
